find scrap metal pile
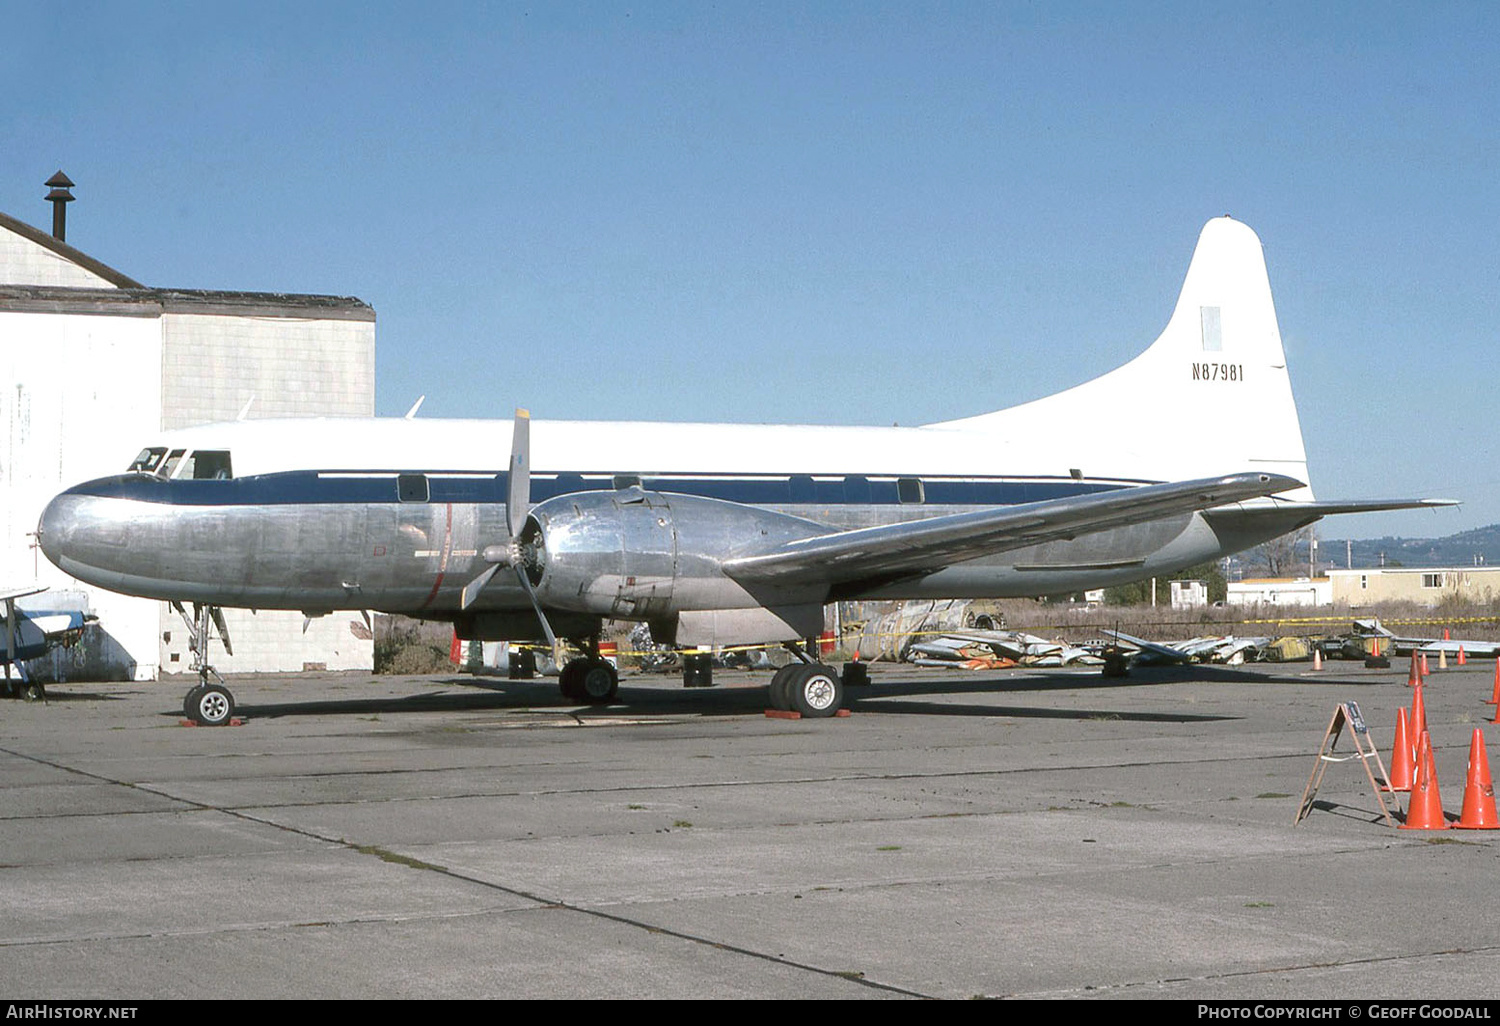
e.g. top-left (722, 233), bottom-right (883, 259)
top-left (851, 602), bottom-right (1499, 670)
top-left (850, 600), bottom-right (1102, 668)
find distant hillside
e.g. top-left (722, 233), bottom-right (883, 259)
top-left (1319, 523), bottom-right (1500, 569)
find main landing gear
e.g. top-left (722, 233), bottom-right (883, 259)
top-left (176, 602), bottom-right (237, 726)
top-left (558, 637), bottom-right (619, 705)
top-left (767, 642), bottom-right (845, 718)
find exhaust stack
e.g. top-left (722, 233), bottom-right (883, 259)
top-left (45, 170), bottom-right (74, 241)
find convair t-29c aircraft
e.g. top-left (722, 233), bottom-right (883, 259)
top-left (37, 217), bottom-right (1450, 724)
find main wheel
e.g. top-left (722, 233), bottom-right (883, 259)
top-left (559, 659), bottom-right (586, 700)
top-left (578, 661), bottom-right (618, 705)
top-left (183, 686), bottom-right (205, 718)
top-left (787, 665), bottom-right (843, 718)
top-left (768, 664), bottom-right (798, 711)
top-left (188, 684), bottom-right (235, 726)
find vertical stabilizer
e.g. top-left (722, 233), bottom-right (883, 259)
top-left (931, 217), bottom-right (1312, 497)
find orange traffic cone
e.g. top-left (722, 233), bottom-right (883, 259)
top-left (1402, 731), bottom-right (1449, 830)
top-left (1421, 651), bottom-right (1431, 677)
top-left (1440, 648), bottom-right (1449, 671)
top-left (1489, 659), bottom-right (1500, 706)
top-left (1412, 680), bottom-right (1429, 739)
top-left (1444, 628), bottom-right (1451, 641)
top-left (1458, 645), bottom-right (1467, 667)
top-left (1408, 651), bottom-right (1420, 687)
top-left (1313, 648), bottom-right (1323, 671)
top-left (1457, 729), bottom-right (1499, 829)
top-left (1387, 707), bottom-right (1415, 793)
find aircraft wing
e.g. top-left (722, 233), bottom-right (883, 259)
top-left (0, 584), bottom-right (47, 603)
top-left (723, 472), bottom-right (1302, 585)
top-left (1102, 628), bottom-right (1195, 664)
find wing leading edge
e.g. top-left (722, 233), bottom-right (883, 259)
top-left (723, 472), bottom-right (1304, 585)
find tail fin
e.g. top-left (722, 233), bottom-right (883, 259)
top-left (931, 217), bottom-right (1313, 499)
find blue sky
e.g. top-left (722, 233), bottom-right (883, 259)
top-left (2, 2), bottom-right (1494, 541)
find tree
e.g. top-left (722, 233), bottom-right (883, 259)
top-left (1252, 526), bottom-right (1315, 577)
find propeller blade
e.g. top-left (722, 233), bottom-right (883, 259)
top-left (459, 562), bottom-right (502, 611)
top-left (507, 408), bottom-right (531, 540)
top-left (511, 564), bottom-right (558, 650)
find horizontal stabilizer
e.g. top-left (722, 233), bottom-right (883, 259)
top-left (1204, 497), bottom-right (1459, 538)
top-left (1218, 495), bottom-right (1452, 513)
top-left (724, 472), bottom-right (1302, 585)
top-left (1255, 498), bottom-right (1459, 516)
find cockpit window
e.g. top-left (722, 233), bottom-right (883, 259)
top-left (181, 450), bottom-right (233, 480)
top-left (160, 449), bottom-right (187, 479)
top-left (128, 447), bottom-right (167, 474)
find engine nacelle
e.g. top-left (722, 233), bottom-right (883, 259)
top-left (522, 489), bottom-right (827, 621)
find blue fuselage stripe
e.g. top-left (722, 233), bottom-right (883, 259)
top-left (65, 471), bottom-right (1141, 507)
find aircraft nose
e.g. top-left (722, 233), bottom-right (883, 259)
top-left (37, 492), bottom-right (84, 570)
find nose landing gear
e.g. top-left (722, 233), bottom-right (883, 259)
top-left (175, 602), bottom-right (237, 726)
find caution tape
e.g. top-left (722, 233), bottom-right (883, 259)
top-left (487, 613), bottom-right (1500, 660)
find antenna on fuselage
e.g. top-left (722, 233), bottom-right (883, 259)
top-left (236, 395), bottom-right (255, 421)
top-left (404, 396), bottom-right (426, 419)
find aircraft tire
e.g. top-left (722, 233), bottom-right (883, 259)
top-left (188, 684), bottom-right (235, 726)
top-left (578, 661), bottom-right (618, 705)
top-left (787, 665), bottom-right (843, 718)
top-left (183, 686), bottom-right (205, 719)
top-left (768, 665), bottom-right (798, 711)
top-left (558, 659), bottom-right (581, 700)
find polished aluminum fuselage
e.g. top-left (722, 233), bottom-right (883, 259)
top-left (38, 466), bottom-right (1289, 630)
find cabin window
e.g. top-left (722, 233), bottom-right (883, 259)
top-left (788, 475), bottom-right (816, 504)
top-left (613, 474), bottom-right (642, 490)
top-left (180, 450), bottom-right (234, 480)
top-left (897, 477), bottom-right (925, 504)
top-left (128, 447), bottom-right (167, 474)
top-left (843, 475), bottom-right (871, 504)
top-left (397, 474), bottom-right (429, 503)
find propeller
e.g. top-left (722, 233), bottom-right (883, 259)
top-left (460, 409), bottom-right (559, 651)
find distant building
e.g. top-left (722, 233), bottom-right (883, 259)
top-left (0, 183), bottom-right (375, 679)
top-left (1169, 580), bottom-right (1208, 610)
top-left (1328, 567), bottom-right (1500, 608)
top-left (1226, 577), bottom-right (1331, 608)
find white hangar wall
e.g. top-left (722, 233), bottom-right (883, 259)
top-left (160, 299), bottom-right (376, 427)
top-left (153, 294), bottom-right (377, 675)
top-left (0, 208), bottom-right (377, 680)
top-left (0, 303), bottom-right (165, 679)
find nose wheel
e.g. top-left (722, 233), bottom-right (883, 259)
top-left (183, 683), bottom-right (236, 726)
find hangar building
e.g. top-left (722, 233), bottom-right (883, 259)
top-left (0, 178), bottom-right (375, 679)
